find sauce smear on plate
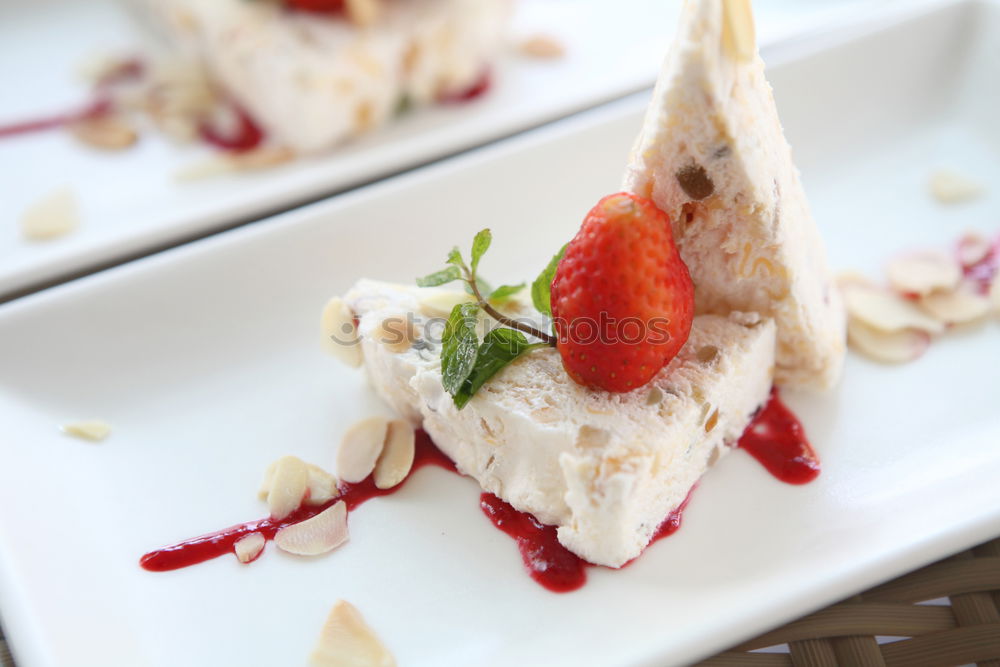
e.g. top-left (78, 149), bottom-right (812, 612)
top-left (142, 390), bottom-right (817, 590)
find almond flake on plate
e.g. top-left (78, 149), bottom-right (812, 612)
top-left (373, 420), bottom-right (415, 489)
top-left (320, 297), bottom-right (363, 368)
top-left (305, 464), bottom-right (340, 506)
top-left (517, 35), bottom-right (566, 59)
top-left (70, 114), bottom-right (139, 151)
top-left (20, 187), bottom-right (79, 241)
top-left (841, 282), bottom-right (944, 334)
top-left (847, 319), bottom-right (931, 364)
top-left (274, 501), bottom-right (348, 556)
top-left (885, 250), bottom-right (960, 296)
top-left (60, 419), bottom-right (112, 442)
top-left (956, 232), bottom-right (992, 268)
top-left (266, 455), bottom-right (310, 520)
top-left (309, 600), bottom-right (396, 667)
top-left (337, 416), bottom-right (389, 483)
top-left (234, 532), bottom-right (265, 564)
top-left (919, 286), bottom-right (991, 324)
top-left (928, 168), bottom-right (984, 204)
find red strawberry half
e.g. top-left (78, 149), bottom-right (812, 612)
top-left (550, 192), bottom-right (695, 392)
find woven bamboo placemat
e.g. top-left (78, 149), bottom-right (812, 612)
top-left (1, 538), bottom-right (998, 666)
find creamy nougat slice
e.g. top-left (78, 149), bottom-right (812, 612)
top-left (342, 281), bottom-right (775, 567)
top-left (127, 0), bottom-right (510, 152)
top-left (622, 0), bottom-right (845, 390)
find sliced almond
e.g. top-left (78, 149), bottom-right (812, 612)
top-left (956, 232), bottom-right (992, 268)
top-left (373, 420), bottom-right (415, 490)
top-left (60, 419), bottom-right (112, 442)
top-left (70, 114), bottom-right (138, 151)
top-left (517, 35), bottom-right (566, 59)
top-left (722, 0), bottom-right (756, 63)
top-left (375, 316), bottom-right (416, 354)
top-left (346, 0), bottom-right (380, 27)
top-left (306, 464), bottom-right (340, 506)
top-left (418, 290), bottom-right (473, 318)
top-left (337, 417), bottom-right (389, 483)
top-left (234, 532), bottom-right (265, 564)
top-left (267, 455), bottom-right (310, 520)
top-left (847, 319), bottom-right (930, 364)
top-left (321, 297), bottom-right (363, 368)
top-left (274, 501), bottom-right (348, 557)
top-left (886, 250), bottom-right (960, 296)
top-left (841, 282), bottom-right (944, 334)
top-left (919, 286), bottom-right (991, 324)
top-left (20, 187), bottom-right (79, 241)
top-left (928, 168), bottom-right (983, 204)
top-left (309, 600), bottom-right (396, 667)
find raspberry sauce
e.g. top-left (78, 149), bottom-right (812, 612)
top-left (142, 391), bottom-right (816, 590)
top-left (198, 104), bottom-right (265, 153)
top-left (737, 388), bottom-right (820, 485)
top-left (140, 430), bottom-right (454, 572)
top-left (0, 99), bottom-right (112, 139)
top-left (439, 69), bottom-right (492, 104)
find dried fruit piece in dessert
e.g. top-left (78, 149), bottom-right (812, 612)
top-left (342, 280), bottom-right (776, 567)
top-left (622, 0), bottom-right (846, 390)
top-left (309, 600), bottom-right (395, 667)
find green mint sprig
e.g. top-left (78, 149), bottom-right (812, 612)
top-left (416, 229), bottom-right (562, 409)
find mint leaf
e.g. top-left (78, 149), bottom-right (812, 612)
top-left (453, 328), bottom-right (541, 409)
top-left (441, 302), bottom-right (480, 395)
top-left (531, 243), bottom-right (568, 317)
top-left (464, 275), bottom-right (493, 298)
top-left (488, 283), bottom-right (525, 304)
top-left (446, 247), bottom-right (468, 273)
top-left (416, 266), bottom-right (462, 287)
top-left (470, 229), bottom-right (491, 275)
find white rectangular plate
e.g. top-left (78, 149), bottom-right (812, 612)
top-left (0, 0), bottom-right (884, 299)
top-left (1, 1), bottom-right (999, 665)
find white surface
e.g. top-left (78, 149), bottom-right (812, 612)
top-left (1, 0), bottom-right (999, 665)
top-left (0, 0), bottom-right (884, 299)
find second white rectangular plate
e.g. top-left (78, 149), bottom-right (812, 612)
top-left (1, 1), bottom-right (998, 665)
top-left (0, 0), bottom-right (887, 300)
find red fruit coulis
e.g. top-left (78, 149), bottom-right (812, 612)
top-left (198, 104), bottom-right (265, 153)
top-left (141, 388), bottom-right (817, 591)
top-left (961, 234), bottom-right (1000, 294)
top-left (738, 388), bottom-right (820, 485)
top-left (439, 68), bottom-right (492, 104)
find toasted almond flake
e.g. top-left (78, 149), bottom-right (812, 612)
top-left (418, 290), bottom-right (473, 318)
top-left (919, 286), bottom-right (991, 324)
top-left (722, 0), bottom-right (756, 62)
top-left (337, 416), bottom-right (389, 483)
top-left (375, 317), bottom-right (416, 353)
top-left (309, 600), bottom-right (395, 667)
top-left (886, 250), bottom-right (961, 296)
top-left (234, 532), bottom-right (265, 564)
top-left (306, 464), bottom-right (340, 506)
top-left (275, 501), bottom-right (348, 557)
top-left (321, 297), bottom-right (363, 368)
top-left (517, 35), bottom-right (566, 59)
top-left (60, 419), bottom-right (111, 442)
top-left (346, 0), bottom-right (380, 27)
top-left (70, 115), bottom-right (138, 151)
top-left (20, 187), bottom-right (79, 241)
top-left (847, 319), bottom-right (930, 364)
top-left (373, 420), bottom-right (415, 489)
top-left (267, 456), bottom-right (310, 520)
top-left (841, 282), bottom-right (944, 334)
top-left (928, 169), bottom-right (983, 203)
top-left (956, 232), bottom-right (992, 268)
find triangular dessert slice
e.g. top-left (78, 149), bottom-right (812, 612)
top-left (622, 0), bottom-right (845, 389)
top-left (341, 281), bottom-right (775, 567)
